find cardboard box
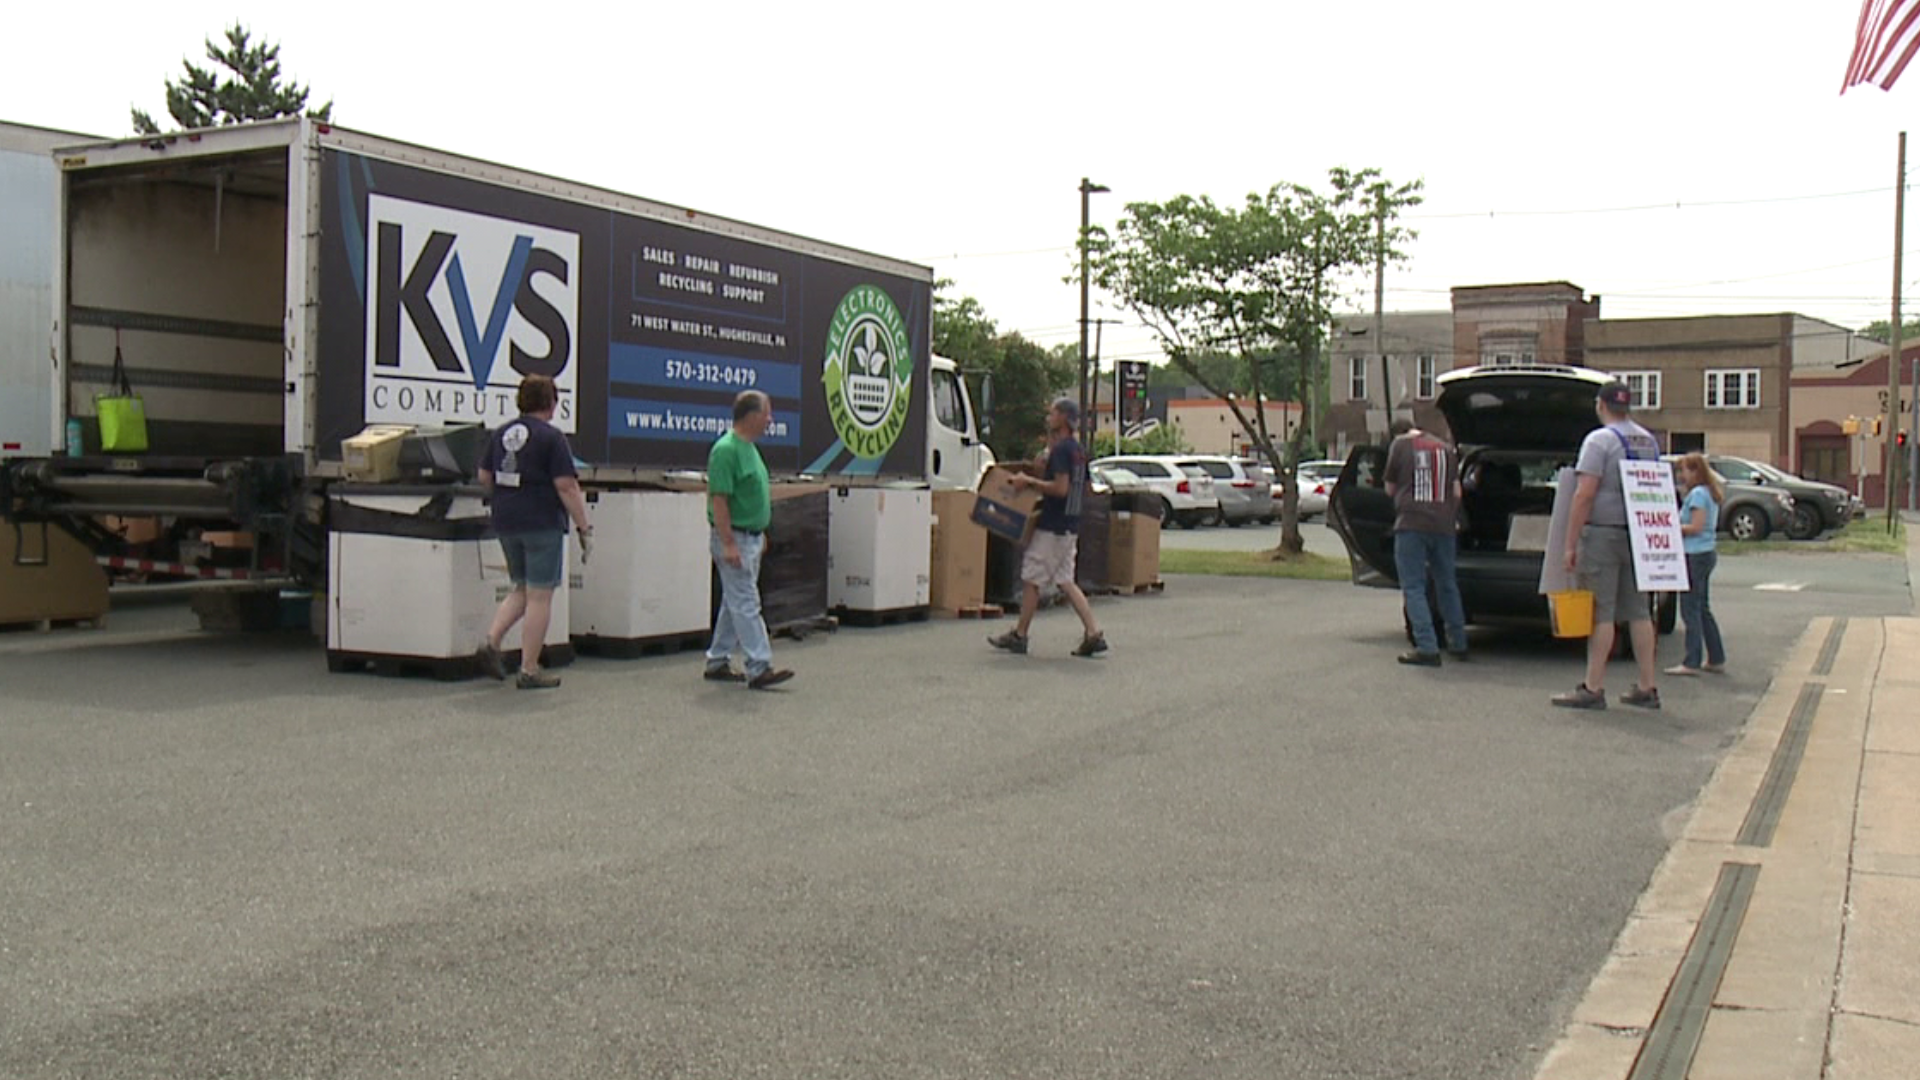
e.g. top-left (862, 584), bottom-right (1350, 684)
top-left (929, 490), bottom-right (986, 612)
top-left (341, 424), bottom-right (413, 482)
top-left (1108, 510), bottom-right (1161, 588)
top-left (0, 521), bottom-right (108, 624)
top-left (100, 515), bottom-right (164, 545)
top-left (970, 465), bottom-right (1040, 543)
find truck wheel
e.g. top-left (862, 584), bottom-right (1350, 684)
top-left (1726, 505), bottom-right (1769, 542)
top-left (1786, 504), bottom-right (1822, 541)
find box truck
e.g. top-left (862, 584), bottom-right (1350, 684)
top-left (0, 118), bottom-right (993, 586)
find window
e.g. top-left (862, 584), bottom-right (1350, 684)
top-left (1479, 335), bottom-right (1536, 367)
top-left (1616, 371), bottom-right (1662, 410)
top-left (930, 367), bottom-right (965, 431)
top-left (1349, 356), bottom-right (1367, 401)
top-left (1705, 369), bottom-right (1760, 409)
top-left (1415, 355), bottom-right (1436, 399)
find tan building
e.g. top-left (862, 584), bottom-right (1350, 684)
top-left (1323, 310), bottom-right (1457, 456)
top-left (1452, 282), bottom-right (1601, 369)
top-left (1164, 398), bottom-right (1303, 456)
top-left (1584, 314), bottom-right (1798, 461)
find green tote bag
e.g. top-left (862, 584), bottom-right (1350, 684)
top-left (95, 340), bottom-right (149, 453)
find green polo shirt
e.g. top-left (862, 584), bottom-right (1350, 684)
top-left (706, 430), bottom-right (771, 532)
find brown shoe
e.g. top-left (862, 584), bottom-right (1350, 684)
top-left (747, 668), bottom-right (794, 690)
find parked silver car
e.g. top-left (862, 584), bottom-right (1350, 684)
top-left (1177, 455), bottom-right (1273, 526)
top-left (1091, 455), bottom-right (1219, 529)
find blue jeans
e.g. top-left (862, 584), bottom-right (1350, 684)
top-left (1395, 529), bottom-right (1467, 654)
top-left (1681, 550), bottom-right (1726, 668)
top-left (707, 529), bottom-right (773, 678)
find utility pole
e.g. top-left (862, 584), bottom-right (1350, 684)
top-left (1372, 185), bottom-right (1389, 439)
top-left (1888, 133), bottom-right (1906, 529)
top-left (1077, 177), bottom-right (1109, 447)
top-left (1091, 317), bottom-right (1119, 446)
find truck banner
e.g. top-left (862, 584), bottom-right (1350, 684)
top-left (317, 150), bottom-right (931, 477)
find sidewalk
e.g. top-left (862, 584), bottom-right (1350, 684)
top-left (1533, 516), bottom-right (1920, 1080)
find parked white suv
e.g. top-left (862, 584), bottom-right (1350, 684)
top-left (1091, 455), bottom-right (1218, 529)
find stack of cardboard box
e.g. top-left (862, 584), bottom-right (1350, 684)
top-left (929, 490), bottom-right (987, 613)
top-left (1107, 504), bottom-right (1161, 589)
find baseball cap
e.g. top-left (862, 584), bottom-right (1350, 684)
top-left (1596, 380), bottom-right (1632, 409)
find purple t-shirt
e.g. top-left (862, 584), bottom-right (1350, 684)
top-left (482, 415), bottom-right (577, 535)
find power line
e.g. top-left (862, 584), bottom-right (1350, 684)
top-left (1411, 185), bottom-right (1894, 221)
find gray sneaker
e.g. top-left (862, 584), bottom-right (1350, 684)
top-left (1619, 685), bottom-right (1662, 710)
top-left (988, 630), bottom-right (1028, 655)
top-left (1072, 632), bottom-right (1109, 658)
top-left (516, 669), bottom-right (561, 690)
top-left (475, 642), bottom-right (507, 681)
top-left (1551, 684), bottom-right (1606, 710)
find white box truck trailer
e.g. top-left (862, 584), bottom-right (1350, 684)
top-left (0, 118), bottom-right (993, 586)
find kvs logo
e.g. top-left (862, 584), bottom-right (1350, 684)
top-left (364, 194), bottom-right (579, 431)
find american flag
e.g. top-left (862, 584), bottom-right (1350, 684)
top-left (1844, 0), bottom-right (1920, 92)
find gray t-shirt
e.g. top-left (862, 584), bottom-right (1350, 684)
top-left (1574, 420), bottom-right (1661, 526)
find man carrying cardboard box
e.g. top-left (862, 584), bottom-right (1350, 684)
top-left (987, 399), bottom-right (1108, 658)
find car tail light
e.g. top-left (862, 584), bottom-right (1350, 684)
top-left (1314, 483), bottom-right (1327, 495)
top-left (1233, 480), bottom-right (1256, 489)
top-left (1177, 480), bottom-right (1191, 494)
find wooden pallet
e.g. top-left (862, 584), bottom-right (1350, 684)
top-left (572, 630), bottom-right (708, 659)
top-left (326, 650), bottom-right (476, 681)
top-left (0, 614), bottom-right (107, 635)
top-left (326, 643), bottom-right (576, 681)
top-left (769, 614), bottom-right (838, 641)
top-left (836, 604), bottom-right (932, 629)
top-left (947, 603), bottom-right (1004, 619)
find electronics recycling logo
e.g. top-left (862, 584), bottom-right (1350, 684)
top-left (822, 284), bottom-right (913, 459)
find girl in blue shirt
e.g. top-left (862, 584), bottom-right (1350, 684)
top-left (1667, 453), bottom-right (1727, 676)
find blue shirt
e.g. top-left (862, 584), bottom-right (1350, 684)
top-left (482, 415), bottom-right (577, 535)
top-left (1681, 485), bottom-right (1719, 555)
top-left (1034, 437), bottom-right (1087, 534)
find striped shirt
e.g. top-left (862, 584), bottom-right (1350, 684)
top-left (1385, 432), bottom-right (1459, 535)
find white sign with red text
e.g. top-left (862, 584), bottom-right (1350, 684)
top-left (1621, 459), bottom-right (1690, 592)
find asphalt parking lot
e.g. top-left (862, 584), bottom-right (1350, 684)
top-left (1, 544), bottom-right (1910, 1079)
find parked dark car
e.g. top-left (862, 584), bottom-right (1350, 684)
top-left (1706, 455), bottom-right (1855, 540)
top-left (1658, 455), bottom-right (1795, 541)
top-left (1328, 364), bottom-right (1675, 636)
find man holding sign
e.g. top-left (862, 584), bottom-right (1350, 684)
top-left (1551, 380), bottom-right (1665, 711)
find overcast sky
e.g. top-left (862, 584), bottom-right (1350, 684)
top-left (8, 1), bottom-right (1917, 369)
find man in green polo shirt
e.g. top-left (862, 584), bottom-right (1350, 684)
top-left (704, 390), bottom-right (793, 690)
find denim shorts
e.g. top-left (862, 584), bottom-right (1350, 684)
top-left (498, 531), bottom-right (565, 590)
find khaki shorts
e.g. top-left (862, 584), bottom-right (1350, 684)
top-left (1021, 530), bottom-right (1079, 588)
top-left (1578, 524), bottom-right (1651, 624)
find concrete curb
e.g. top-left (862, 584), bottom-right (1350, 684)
top-left (1532, 519), bottom-right (1920, 1079)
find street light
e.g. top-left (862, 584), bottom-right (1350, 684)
top-left (1078, 177), bottom-right (1109, 446)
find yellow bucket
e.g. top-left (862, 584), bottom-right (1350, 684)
top-left (1548, 589), bottom-right (1594, 638)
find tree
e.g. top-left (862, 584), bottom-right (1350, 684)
top-left (932, 283), bottom-right (1075, 462)
top-left (1858, 318), bottom-right (1920, 345)
top-left (1090, 169), bottom-right (1421, 555)
top-left (132, 24), bottom-right (333, 134)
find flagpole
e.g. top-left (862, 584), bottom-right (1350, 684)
top-left (1888, 130), bottom-right (1906, 528)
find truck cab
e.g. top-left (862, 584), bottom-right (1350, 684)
top-left (927, 354), bottom-right (994, 490)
